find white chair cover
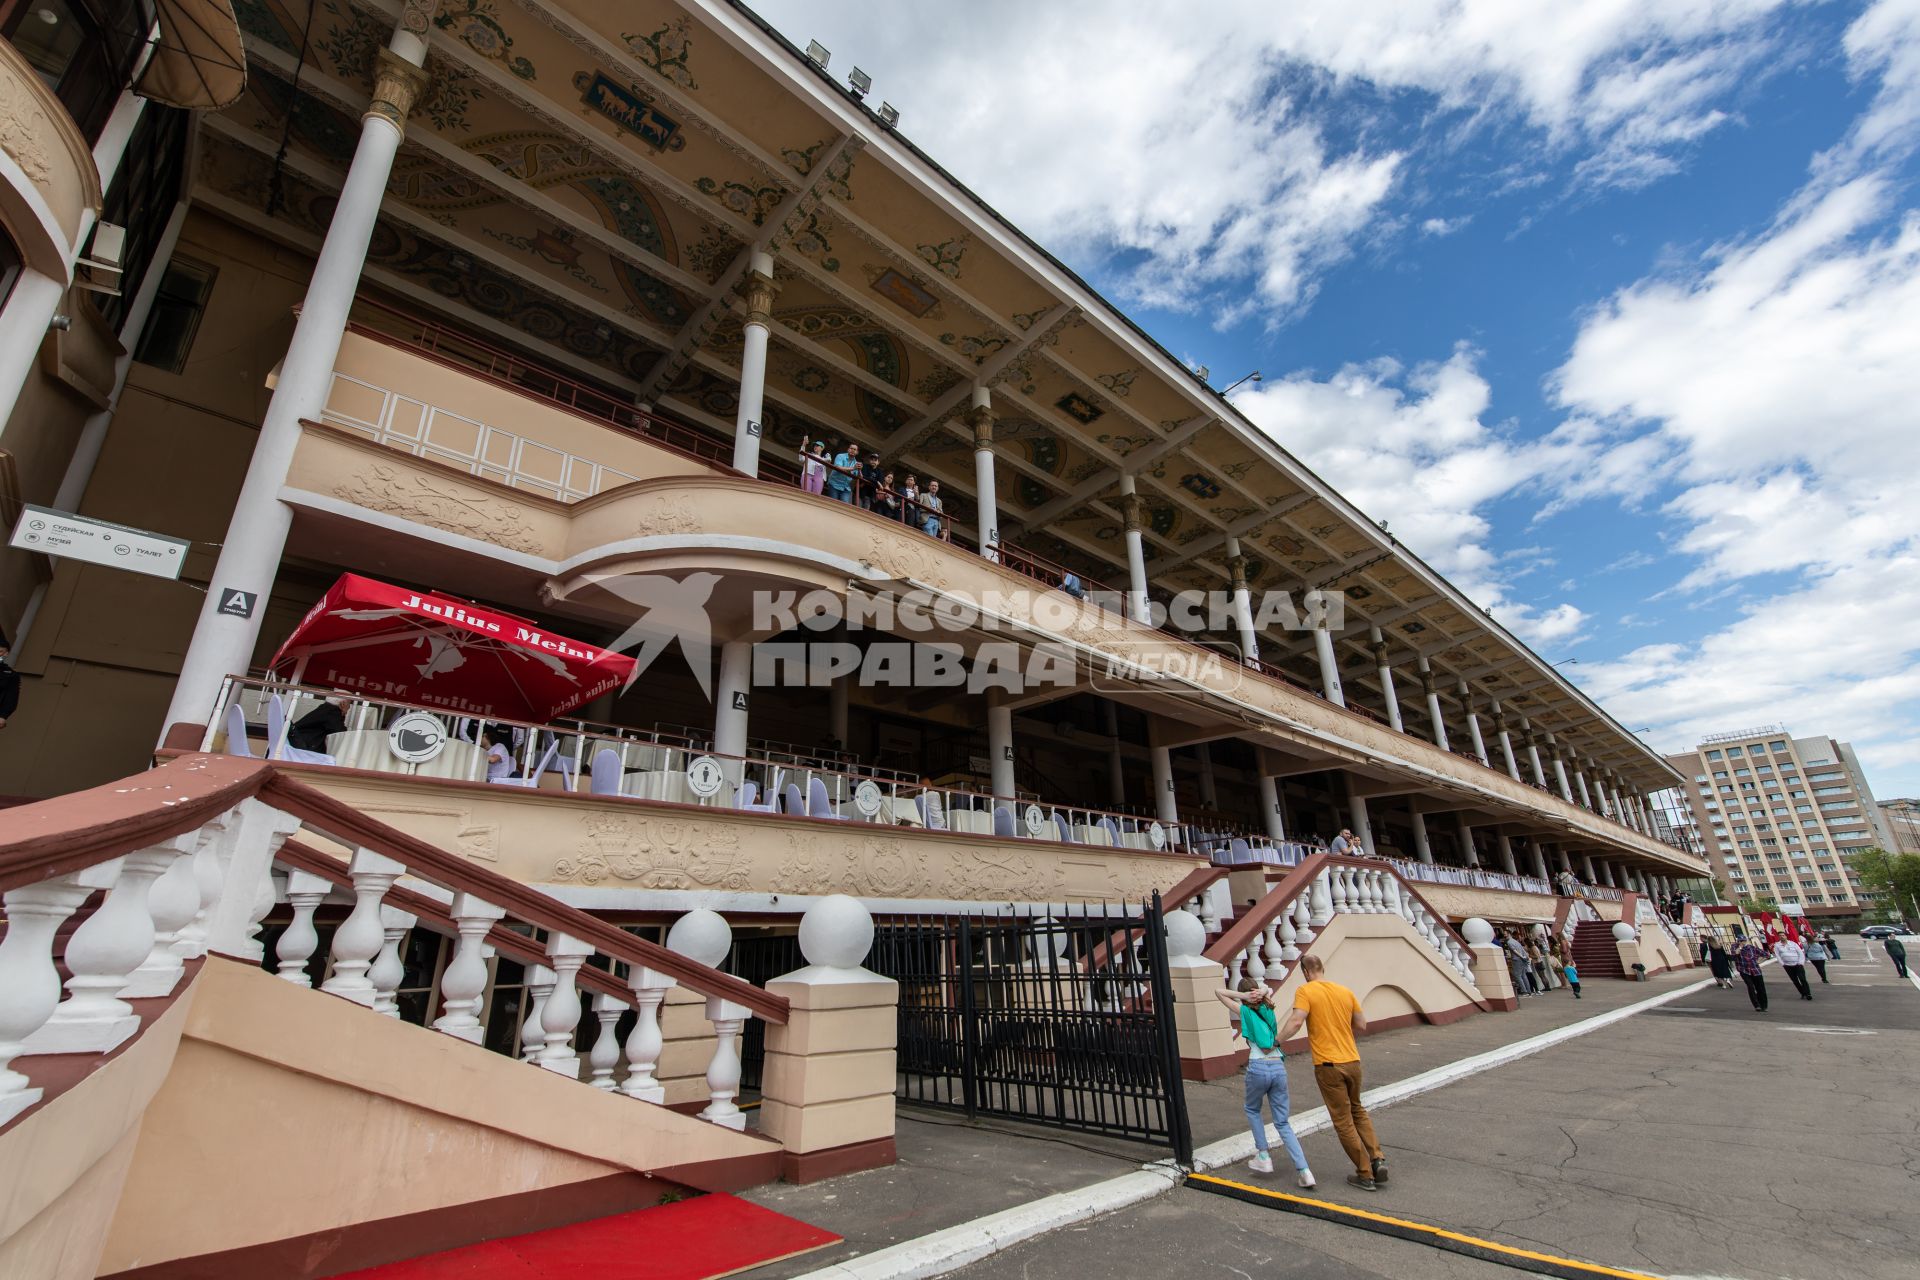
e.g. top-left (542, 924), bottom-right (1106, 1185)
top-left (589, 748), bottom-right (623, 796)
top-left (225, 701), bottom-right (255, 758)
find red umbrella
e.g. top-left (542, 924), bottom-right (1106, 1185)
top-left (268, 574), bottom-right (636, 723)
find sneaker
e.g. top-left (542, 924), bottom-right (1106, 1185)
top-left (1296, 1169), bottom-right (1317, 1190)
top-left (1247, 1152), bottom-right (1274, 1175)
top-left (1370, 1157), bottom-right (1390, 1184)
top-left (1345, 1174), bottom-right (1378, 1192)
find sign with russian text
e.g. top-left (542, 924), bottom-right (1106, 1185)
top-left (10, 504), bottom-right (188, 580)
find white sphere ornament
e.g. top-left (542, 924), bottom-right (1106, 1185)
top-left (666, 909), bottom-right (733, 968)
top-left (1164, 908), bottom-right (1206, 958)
top-left (1461, 917), bottom-right (1495, 946)
top-left (1030, 916), bottom-right (1072, 964)
top-left (798, 894), bottom-right (874, 970)
top-left (1611, 921), bottom-right (1637, 943)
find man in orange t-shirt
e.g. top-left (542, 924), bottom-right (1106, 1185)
top-left (1278, 953), bottom-right (1388, 1192)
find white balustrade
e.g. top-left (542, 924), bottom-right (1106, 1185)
top-left (273, 869), bottom-right (334, 986)
top-left (620, 969), bottom-right (674, 1103)
top-left (175, 815), bottom-right (234, 960)
top-left (1261, 920), bottom-right (1284, 976)
top-left (121, 832), bottom-right (203, 999)
top-left (320, 848), bottom-right (405, 1007)
top-left (1245, 939), bottom-right (1267, 986)
top-left (537, 933), bottom-right (593, 1076)
top-left (0, 875), bottom-right (94, 1124)
top-left (369, 906), bottom-right (418, 1018)
top-left (1309, 869), bottom-right (1333, 926)
top-left (1292, 894), bottom-right (1314, 945)
top-left (432, 893), bottom-right (506, 1042)
top-left (26, 849), bottom-right (172, 1055)
top-left (588, 993), bottom-right (624, 1090)
top-left (520, 965), bottom-right (555, 1061)
top-left (1279, 908), bottom-right (1299, 962)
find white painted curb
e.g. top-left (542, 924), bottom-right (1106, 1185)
top-left (789, 976), bottom-right (1715, 1280)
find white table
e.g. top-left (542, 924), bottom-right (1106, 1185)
top-left (326, 729), bottom-right (486, 779)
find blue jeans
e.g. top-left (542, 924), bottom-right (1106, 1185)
top-left (1244, 1057), bottom-right (1308, 1170)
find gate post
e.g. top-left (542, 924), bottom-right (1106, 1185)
top-left (1146, 895), bottom-right (1196, 1167)
top-left (760, 897), bottom-right (900, 1184)
top-left (1163, 906), bottom-right (1238, 1082)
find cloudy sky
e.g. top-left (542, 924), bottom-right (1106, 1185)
top-left (754, 0), bottom-right (1920, 799)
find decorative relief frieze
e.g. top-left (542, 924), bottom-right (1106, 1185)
top-left (333, 460), bottom-right (544, 554)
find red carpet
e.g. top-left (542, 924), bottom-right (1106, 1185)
top-left (332, 1193), bottom-right (842, 1279)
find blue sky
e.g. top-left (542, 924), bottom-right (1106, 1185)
top-left (754, 0), bottom-right (1920, 799)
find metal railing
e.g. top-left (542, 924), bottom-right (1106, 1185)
top-left (204, 677), bottom-right (1203, 856)
top-left (1386, 858), bottom-right (1553, 896)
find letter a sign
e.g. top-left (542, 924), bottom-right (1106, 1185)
top-left (217, 588), bottom-right (258, 619)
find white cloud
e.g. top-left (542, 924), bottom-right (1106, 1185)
top-left (1420, 215), bottom-right (1472, 236)
top-left (1231, 348), bottom-right (1588, 646)
top-left (1546, 7), bottom-right (1920, 790)
top-left (753, 0), bottom-right (1803, 319)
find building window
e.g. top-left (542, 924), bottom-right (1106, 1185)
top-left (0, 225), bottom-right (20, 312)
top-left (94, 103), bottom-right (187, 335)
top-left (1728, 746), bottom-right (1744, 756)
top-left (2, 0), bottom-right (157, 143)
top-left (133, 256), bottom-right (217, 374)
top-left (1707, 750), bottom-right (1723, 761)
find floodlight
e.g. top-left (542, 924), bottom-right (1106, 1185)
top-left (878, 102), bottom-right (899, 127)
top-left (805, 40), bottom-right (829, 68)
top-left (848, 66), bottom-right (872, 98)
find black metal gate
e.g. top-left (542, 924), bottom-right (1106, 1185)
top-left (732, 932), bottom-right (804, 1094)
top-left (872, 894), bottom-right (1192, 1164)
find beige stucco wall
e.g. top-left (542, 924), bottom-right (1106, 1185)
top-left (0, 986), bottom-right (195, 1280)
top-left (100, 958), bottom-right (777, 1274)
top-left (1263, 912), bottom-right (1483, 1025)
top-left (298, 768), bottom-right (1199, 905)
top-left (1410, 883), bottom-right (1557, 924)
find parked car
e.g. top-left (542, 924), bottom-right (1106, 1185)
top-left (1860, 924), bottom-right (1914, 939)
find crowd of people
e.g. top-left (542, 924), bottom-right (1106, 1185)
top-left (1708, 927), bottom-right (1840, 1011)
top-left (799, 435), bottom-right (948, 539)
top-left (1498, 925), bottom-right (1581, 998)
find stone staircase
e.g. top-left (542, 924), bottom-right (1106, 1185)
top-left (1570, 919), bottom-right (1629, 979)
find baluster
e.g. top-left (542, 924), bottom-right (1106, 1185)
top-left (1293, 893), bottom-right (1316, 945)
top-left (588, 993), bottom-right (624, 1090)
top-left (27, 848), bottom-right (173, 1054)
top-left (273, 869), bottom-right (334, 986)
top-left (369, 906), bottom-right (418, 1018)
top-left (701, 997), bottom-right (749, 1130)
top-left (1261, 920), bottom-right (1284, 974)
top-left (1378, 874), bottom-right (1404, 920)
top-left (1226, 952), bottom-right (1245, 988)
top-left (0, 874), bottom-right (95, 1124)
top-left (174, 813), bottom-right (233, 960)
top-left (1245, 941), bottom-right (1267, 986)
top-left (432, 894), bottom-right (506, 1042)
top-left (1354, 869), bottom-right (1375, 912)
top-left (619, 969), bottom-right (674, 1102)
top-left (1278, 910), bottom-right (1299, 962)
top-left (537, 934), bottom-right (593, 1076)
top-left (120, 831), bottom-right (203, 999)
top-left (520, 965), bottom-right (554, 1061)
top-left (320, 849), bottom-right (404, 1007)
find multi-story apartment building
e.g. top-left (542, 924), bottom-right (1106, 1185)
top-left (1879, 798), bottom-right (1920, 854)
top-left (1665, 727), bottom-right (1893, 918)
top-left (0, 3), bottom-right (1707, 1274)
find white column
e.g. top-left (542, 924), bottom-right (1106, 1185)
top-left (969, 385), bottom-right (999, 559)
top-left (1497, 831), bottom-right (1519, 876)
top-left (1195, 742), bottom-right (1218, 808)
top-left (1494, 705), bottom-right (1520, 779)
top-left (1582, 853), bottom-right (1598, 882)
top-left (1574, 770), bottom-right (1594, 810)
top-left (1409, 810), bottom-right (1434, 864)
top-left (1257, 773), bottom-right (1286, 842)
top-left (1419, 658), bottom-right (1448, 750)
top-left (162, 28), bottom-right (436, 736)
top-left (1462, 685), bottom-right (1489, 764)
top-left (1226, 538), bottom-right (1259, 663)
top-left (1524, 726), bottom-right (1549, 789)
top-left (987, 693), bottom-right (1015, 799)
top-left (1528, 838), bottom-right (1551, 883)
top-left (1371, 628), bottom-right (1403, 731)
top-left (1600, 861), bottom-right (1618, 888)
top-left (1104, 702), bottom-right (1126, 806)
top-left (1551, 750), bottom-right (1573, 803)
top-left (1455, 814), bottom-right (1479, 868)
top-left (1313, 622), bottom-right (1345, 706)
top-left (1344, 777), bottom-right (1375, 855)
top-left (0, 273), bottom-right (72, 444)
top-left (1119, 475), bottom-right (1151, 625)
top-left (1151, 744), bottom-right (1178, 824)
top-left (731, 248), bottom-right (776, 477)
top-left (713, 639), bottom-right (753, 760)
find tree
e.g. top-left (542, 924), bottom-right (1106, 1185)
top-left (1736, 894), bottom-right (1776, 915)
top-left (1848, 847), bottom-right (1920, 921)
